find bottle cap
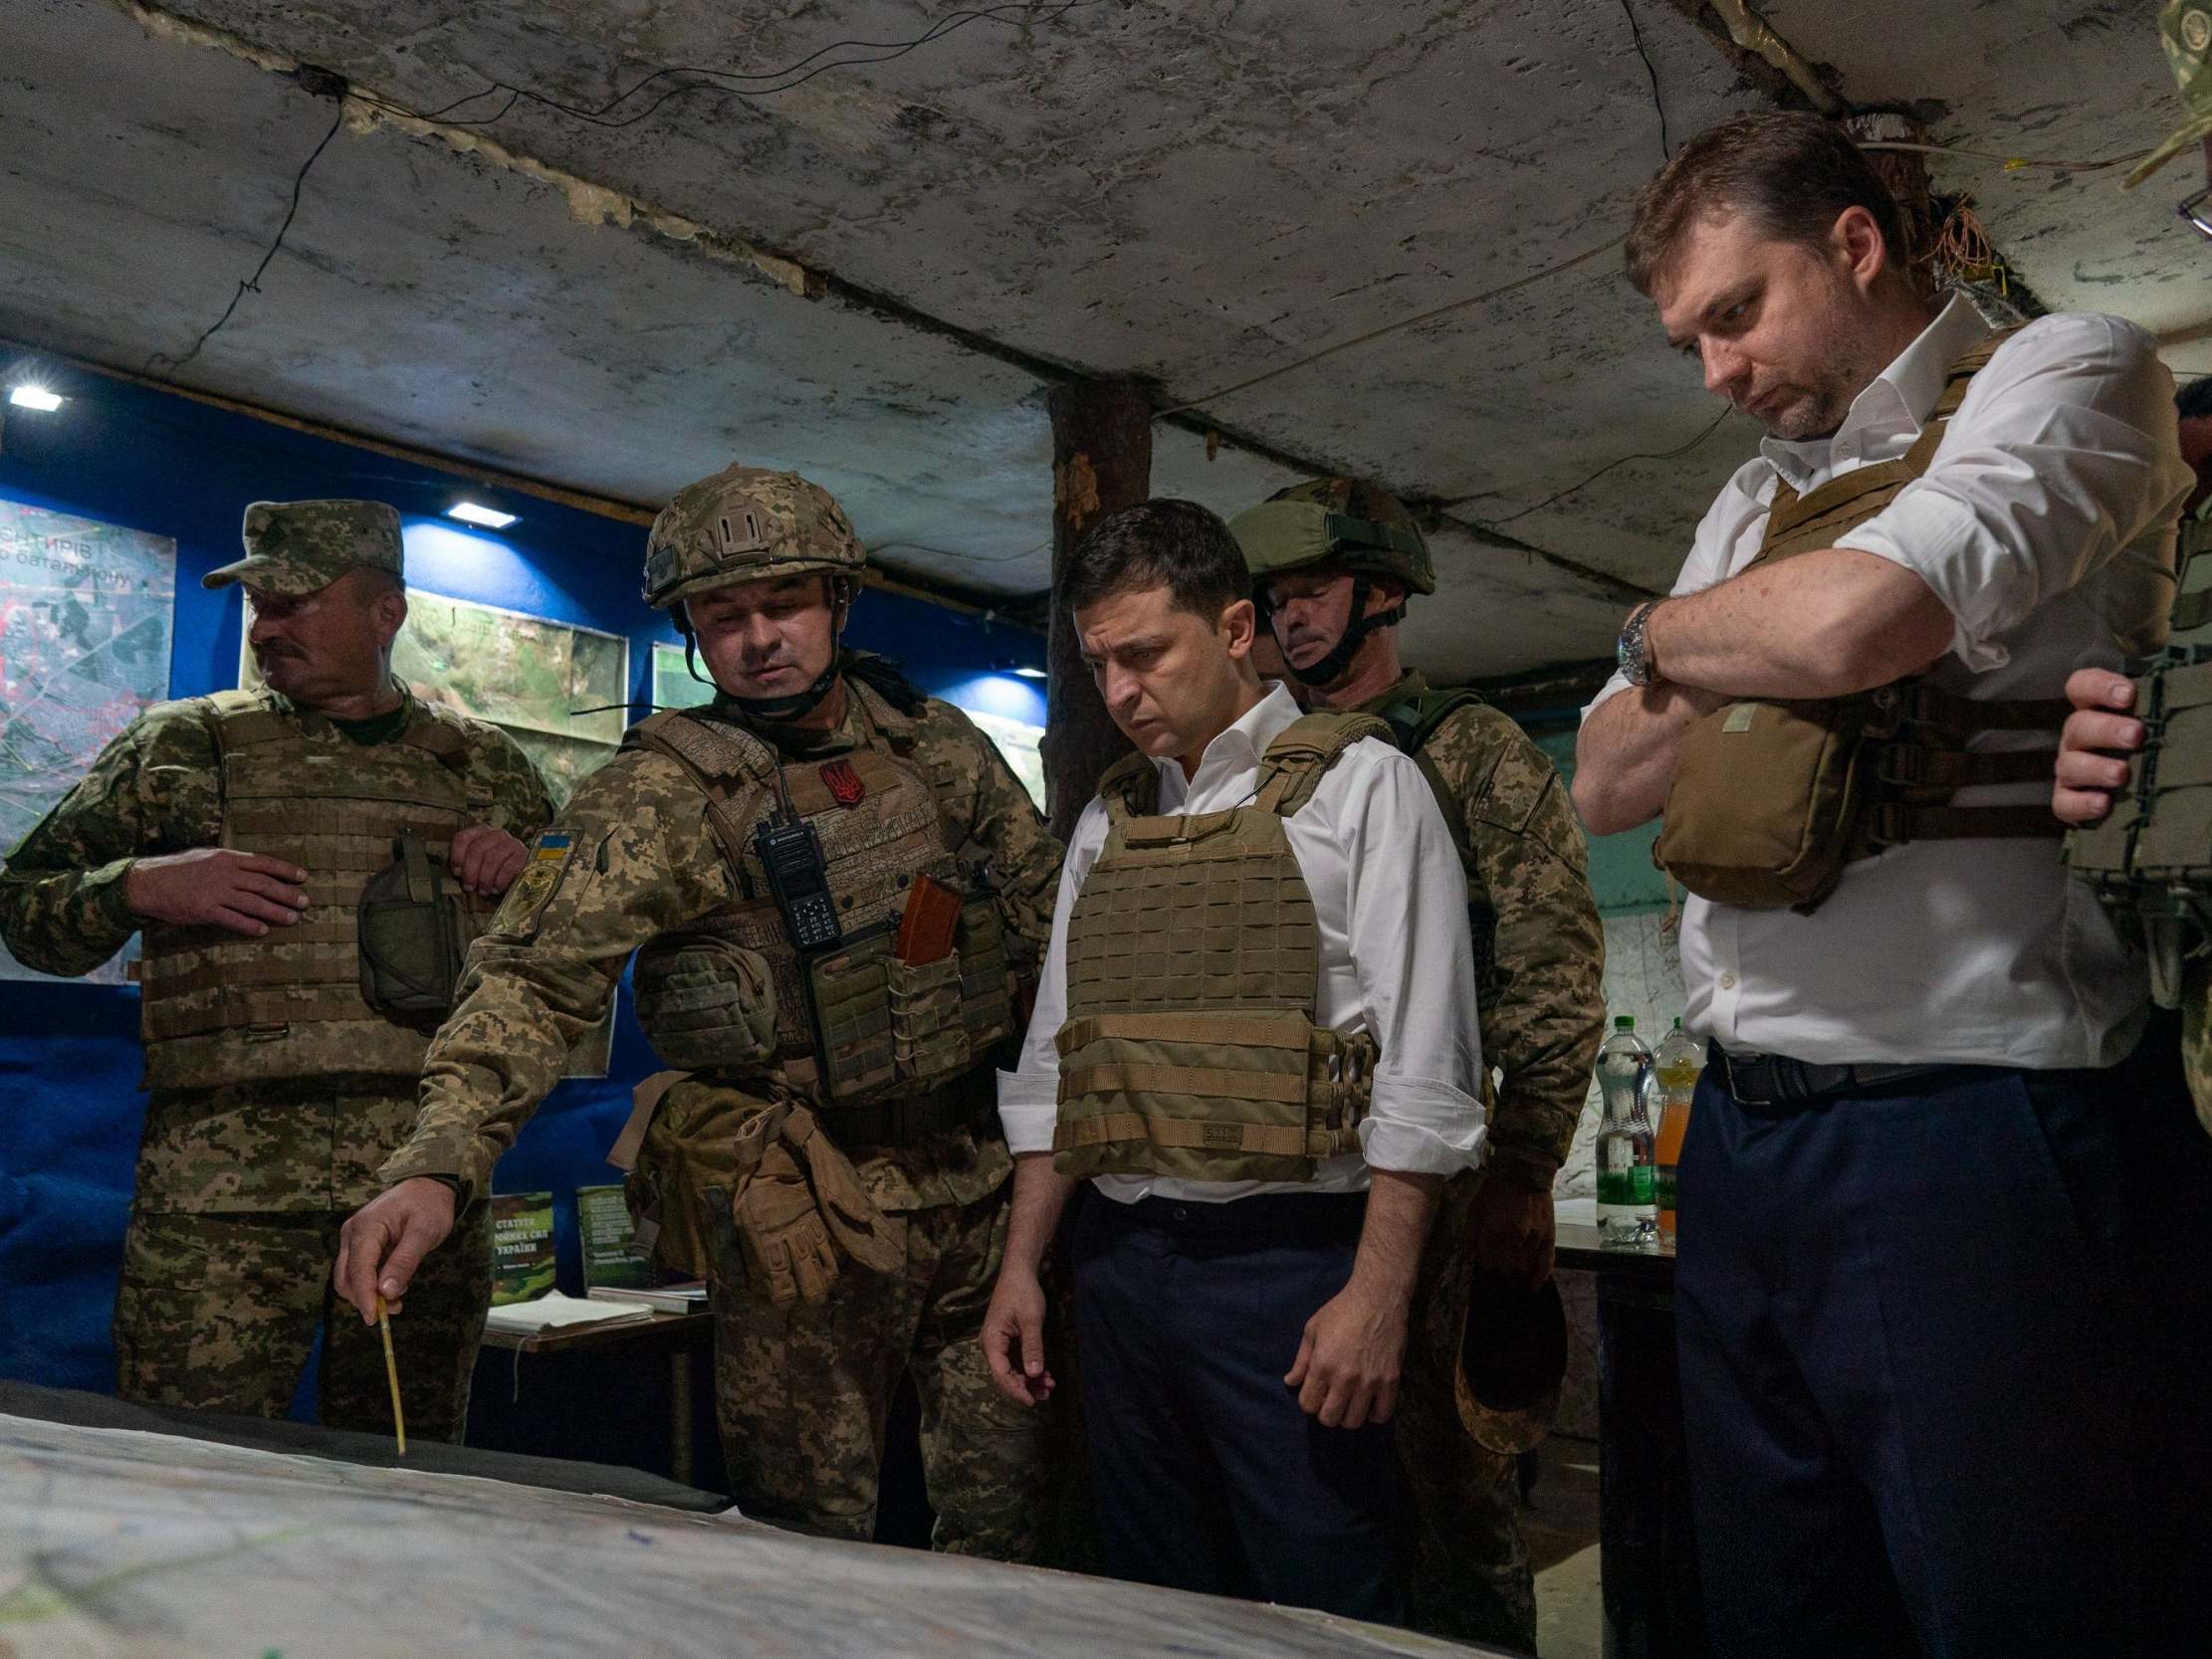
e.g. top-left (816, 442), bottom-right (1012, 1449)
top-left (1614, 1015), bottom-right (1634, 1031)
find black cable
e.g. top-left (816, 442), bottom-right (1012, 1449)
top-left (356, 1), bottom-right (1099, 135)
top-left (144, 104), bottom-right (346, 379)
top-left (1617, 0), bottom-right (1669, 161)
top-left (1474, 406), bottom-right (1732, 527)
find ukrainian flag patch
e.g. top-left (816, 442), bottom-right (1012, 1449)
top-left (533, 832), bottom-right (573, 862)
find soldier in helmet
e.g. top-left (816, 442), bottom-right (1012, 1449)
top-left (0, 500), bottom-right (553, 1439)
top-left (1230, 477), bottom-right (1605, 1651)
top-left (336, 465), bottom-right (1063, 1556)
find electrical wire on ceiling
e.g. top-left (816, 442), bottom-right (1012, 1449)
top-left (1617, 0), bottom-right (1670, 160)
top-left (348, 0), bottom-right (1103, 133)
top-left (869, 537), bottom-right (1051, 567)
top-left (1465, 404), bottom-right (1735, 528)
top-left (141, 104), bottom-right (344, 378)
top-left (1858, 138), bottom-right (2153, 174)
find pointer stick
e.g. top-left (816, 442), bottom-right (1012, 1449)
top-left (376, 1294), bottom-right (406, 1457)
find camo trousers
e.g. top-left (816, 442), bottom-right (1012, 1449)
top-left (113, 1203), bottom-right (492, 1443)
top-left (1395, 1169), bottom-right (1539, 1654)
top-left (708, 1185), bottom-right (1051, 1560)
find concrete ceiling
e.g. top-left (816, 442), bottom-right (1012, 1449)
top-left (1, 0), bottom-right (2206, 682)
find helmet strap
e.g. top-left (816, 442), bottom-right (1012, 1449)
top-left (1266, 574), bottom-right (1406, 689)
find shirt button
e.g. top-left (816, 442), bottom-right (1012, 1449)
top-left (1173, 1207), bottom-right (1190, 1221)
top-left (1719, 972), bottom-right (1738, 990)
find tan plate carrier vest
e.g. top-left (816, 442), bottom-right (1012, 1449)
top-left (1654, 328), bottom-right (2071, 913)
top-left (625, 680), bottom-right (1013, 1136)
top-left (2067, 507), bottom-right (2212, 1011)
top-left (136, 691), bottom-right (490, 1091)
top-left (1052, 712), bottom-right (1384, 1183)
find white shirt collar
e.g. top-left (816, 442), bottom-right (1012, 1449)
top-left (1155, 680), bottom-right (1302, 812)
top-left (1759, 293), bottom-right (1991, 492)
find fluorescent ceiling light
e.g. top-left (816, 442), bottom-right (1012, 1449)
top-left (1009, 666), bottom-right (1048, 680)
top-left (8, 386), bottom-right (63, 412)
top-left (446, 501), bottom-right (517, 529)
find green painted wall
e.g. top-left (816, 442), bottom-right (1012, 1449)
top-left (1532, 728), bottom-right (1670, 915)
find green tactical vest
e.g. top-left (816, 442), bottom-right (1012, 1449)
top-left (624, 677), bottom-right (1013, 1139)
top-left (1051, 711), bottom-right (1387, 1183)
top-left (2070, 503), bottom-right (2212, 1018)
top-left (135, 690), bottom-right (490, 1092)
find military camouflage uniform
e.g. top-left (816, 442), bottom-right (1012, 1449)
top-left (1363, 669), bottom-right (1607, 1654)
top-left (0, 682), bottom-right (550, 1438)
top-left (382, 675), bottom-right (1064, 1554)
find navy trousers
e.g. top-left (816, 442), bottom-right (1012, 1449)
top-left (1676, 1021), bottom-right (2212, 1659)
top-left (1068, 1189), bottom-right (1407, 1624)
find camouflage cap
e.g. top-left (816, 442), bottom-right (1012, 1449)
top-left (2125, 1), bottom-right (2212, 188)
top-left (1453, 1272), bottom-right (1568, 1457)
top-left (201, 500), bottom-right (404, 594)
top-left (1229, 477), bottom-right (1437, 595)
top-left (643, 464), bottom-right (867, 610)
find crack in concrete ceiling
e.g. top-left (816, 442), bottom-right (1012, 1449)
top-left (0, 0), bottom-right (2204, 682)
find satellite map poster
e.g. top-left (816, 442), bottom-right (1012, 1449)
top-left (0, 500), bottom-right (177, 985)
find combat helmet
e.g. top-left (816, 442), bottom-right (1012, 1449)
top-left (1228, 477), bottom-right (1434, 686)
top-left (643, 464), bottom-right (867, 610)
top-left (646, 463), bottom-right (868, 720)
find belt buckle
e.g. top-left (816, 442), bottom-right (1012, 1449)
top-left (1717, 1045), bottom-right (1777, 1109)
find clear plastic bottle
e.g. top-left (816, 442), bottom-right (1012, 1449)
top-left (1595, 1015), bottom-right (1659, 1249)
top-left (1652, 1018), bottom-right (1704, 1251)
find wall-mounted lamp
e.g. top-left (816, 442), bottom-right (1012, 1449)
top-left (447, 501), bottom-right (518, 529)
top-left (8, 386), bottom-right (64, 412)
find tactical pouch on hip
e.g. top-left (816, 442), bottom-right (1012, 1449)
top-left (1653, 692), bottom-right (1883, 912)
top-left (634, 934), bottom-right (779, 1073)
top-left (357, 835), bottom-right (480, 1023)
top-left (1051, 1008), bottom-right (1377, 1183)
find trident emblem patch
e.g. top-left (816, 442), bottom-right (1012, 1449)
top-left (819, 759), bottom-right (866, 807)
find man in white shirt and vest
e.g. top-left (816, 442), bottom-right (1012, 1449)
top-left (1576, 111), bottom-right (2212, 1657)
top-left (981, 499), bottom-right (1485, 1624)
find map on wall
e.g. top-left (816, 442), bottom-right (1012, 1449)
top-left (243, 590), bottom-right (630, 809)
top-left (650, 640), bottom-right (714, 713)
top-left (0, 500), bottom-right (177, 985)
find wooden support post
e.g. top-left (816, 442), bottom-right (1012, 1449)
top-left (1041, 379), bottom-right (1153, 844)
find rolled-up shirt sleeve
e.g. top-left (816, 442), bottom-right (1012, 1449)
top-left (1835, 313), bottom-right (2193, 671)
top-left (1330, 743), bottom-right (1487, 1175)
top-left (995, 797), bottom-right (1107, 1155)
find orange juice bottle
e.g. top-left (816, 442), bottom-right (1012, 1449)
top-left (1653, 1019), bottom-right (1702, 1249)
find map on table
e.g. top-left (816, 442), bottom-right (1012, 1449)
top-left (0, 499), bottom-right (176, 985)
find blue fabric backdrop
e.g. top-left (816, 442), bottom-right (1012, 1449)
top-left (0, 366), bottom-right (1044, 1401)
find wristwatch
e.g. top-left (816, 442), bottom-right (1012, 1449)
top-left (1618, 600), bottom-right (1661, 688)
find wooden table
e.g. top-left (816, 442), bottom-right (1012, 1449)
top-left (478, 1308), bottom-right (714, 1486)
top-left (1556, 1223), bottom-right (1706, 1659)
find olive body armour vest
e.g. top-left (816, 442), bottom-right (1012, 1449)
top-left (136, 692), bottom-right (488, 1091)
top-left (2069, 508), bottom-right (2212, 1011)
top-left (625, 681), bottom-right (1013, 1121)
top-left (1655, 329), bottom-right (2082, 913)
top-left (1052, 712), bottom-right (1384, 1183)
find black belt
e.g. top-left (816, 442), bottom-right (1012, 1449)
top-left (817, 1077), bottom-right (995, 1147)
top-left (1709, 1041), bottom-right (1982, 1113)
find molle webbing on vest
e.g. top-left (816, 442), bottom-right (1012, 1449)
top-left (624, 698), bottom-right (1013, 1132)
top-left (1655, 329), bottom-right (2069, 912)
top-left (1053, 711), bottom-right (1386, 1182)
top-left (136, 694), bottom-right (482, 1090)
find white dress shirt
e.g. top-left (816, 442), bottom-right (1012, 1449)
top-left (998, 681), bottom-right (1486, 1203)
top-left (1588, 297), bottom-right (2194, 1070)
